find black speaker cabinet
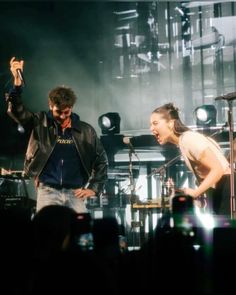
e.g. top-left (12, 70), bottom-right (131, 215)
top-left (0, 175), bottom-right (31, 209)
top-left (0, 194), bottom-right (28, 209)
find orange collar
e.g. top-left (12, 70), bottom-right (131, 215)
top-left (61, 117), bottom-right (71, 130)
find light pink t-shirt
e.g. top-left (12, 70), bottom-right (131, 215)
top-left (179, 131), bottom-right (229, 182)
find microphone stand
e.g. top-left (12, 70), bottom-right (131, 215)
top-left (226, 100), bottom-right (235, 219)
top-left (128, 149), bottom-right (136, 199)
top-left (147, 154), bottom-right (181, 213)
top-left (215, 94), bottom-right (236, 219)
top-left (128, 148), bottom-right (139, 248)
top-left (147, 154), bottom-right (181, 178)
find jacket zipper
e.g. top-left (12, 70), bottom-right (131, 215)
top-left (60, 159), bottom-right (64, 186)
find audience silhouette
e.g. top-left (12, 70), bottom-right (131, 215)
top-left (0, 201), bottom-right (235, 295)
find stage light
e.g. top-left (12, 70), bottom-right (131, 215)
top-left (98, 112), bottom-right (121, 135)
top-left (194, 105), bottom-right (217, 128)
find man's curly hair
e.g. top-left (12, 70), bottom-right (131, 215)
top-left (48, 86), bottom-right (77, 109)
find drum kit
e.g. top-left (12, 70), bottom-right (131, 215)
top-left (87, 163), bottom-right (176, 213)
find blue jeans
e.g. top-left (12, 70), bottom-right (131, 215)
top-left (36, 183), bottom-right (88, 213)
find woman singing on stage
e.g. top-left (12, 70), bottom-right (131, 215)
top-left (150, 103), bottom-right (232, 216)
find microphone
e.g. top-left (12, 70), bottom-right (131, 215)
top-left (123, 136), bottom-right (137, 156)
top-left (16, 69), bottom-right (26, 86)
top-left (215, 92), bottom-right (236, 101)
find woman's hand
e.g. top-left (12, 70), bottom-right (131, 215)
top-left (182, 187), bottom-right (207, 209)
top-left (182, 187), bottom-right (198, 198)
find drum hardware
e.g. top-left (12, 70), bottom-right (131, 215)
top-left (87, 193), bottom-right (129, 209)
top-left (86, 195), bottom-right (100, 209)
top-left (99, 193), bottom-right (132, 208)
top-left (131, 201), bottom-right (166, 247)
top-left (133, 197), bottom-right (169, 208)
top-left (147, 154), bottom-right (181, 178)
top-left (131, 220), bottom-right (142, 228)
top-left (121, 142), bottom-right (141, 248)
top-left (107, 167), bottom-right (139, 180)
top-left (145, 153), bottom-right (181, 213)
top-left (159, 175), bottom-right (175, 212)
